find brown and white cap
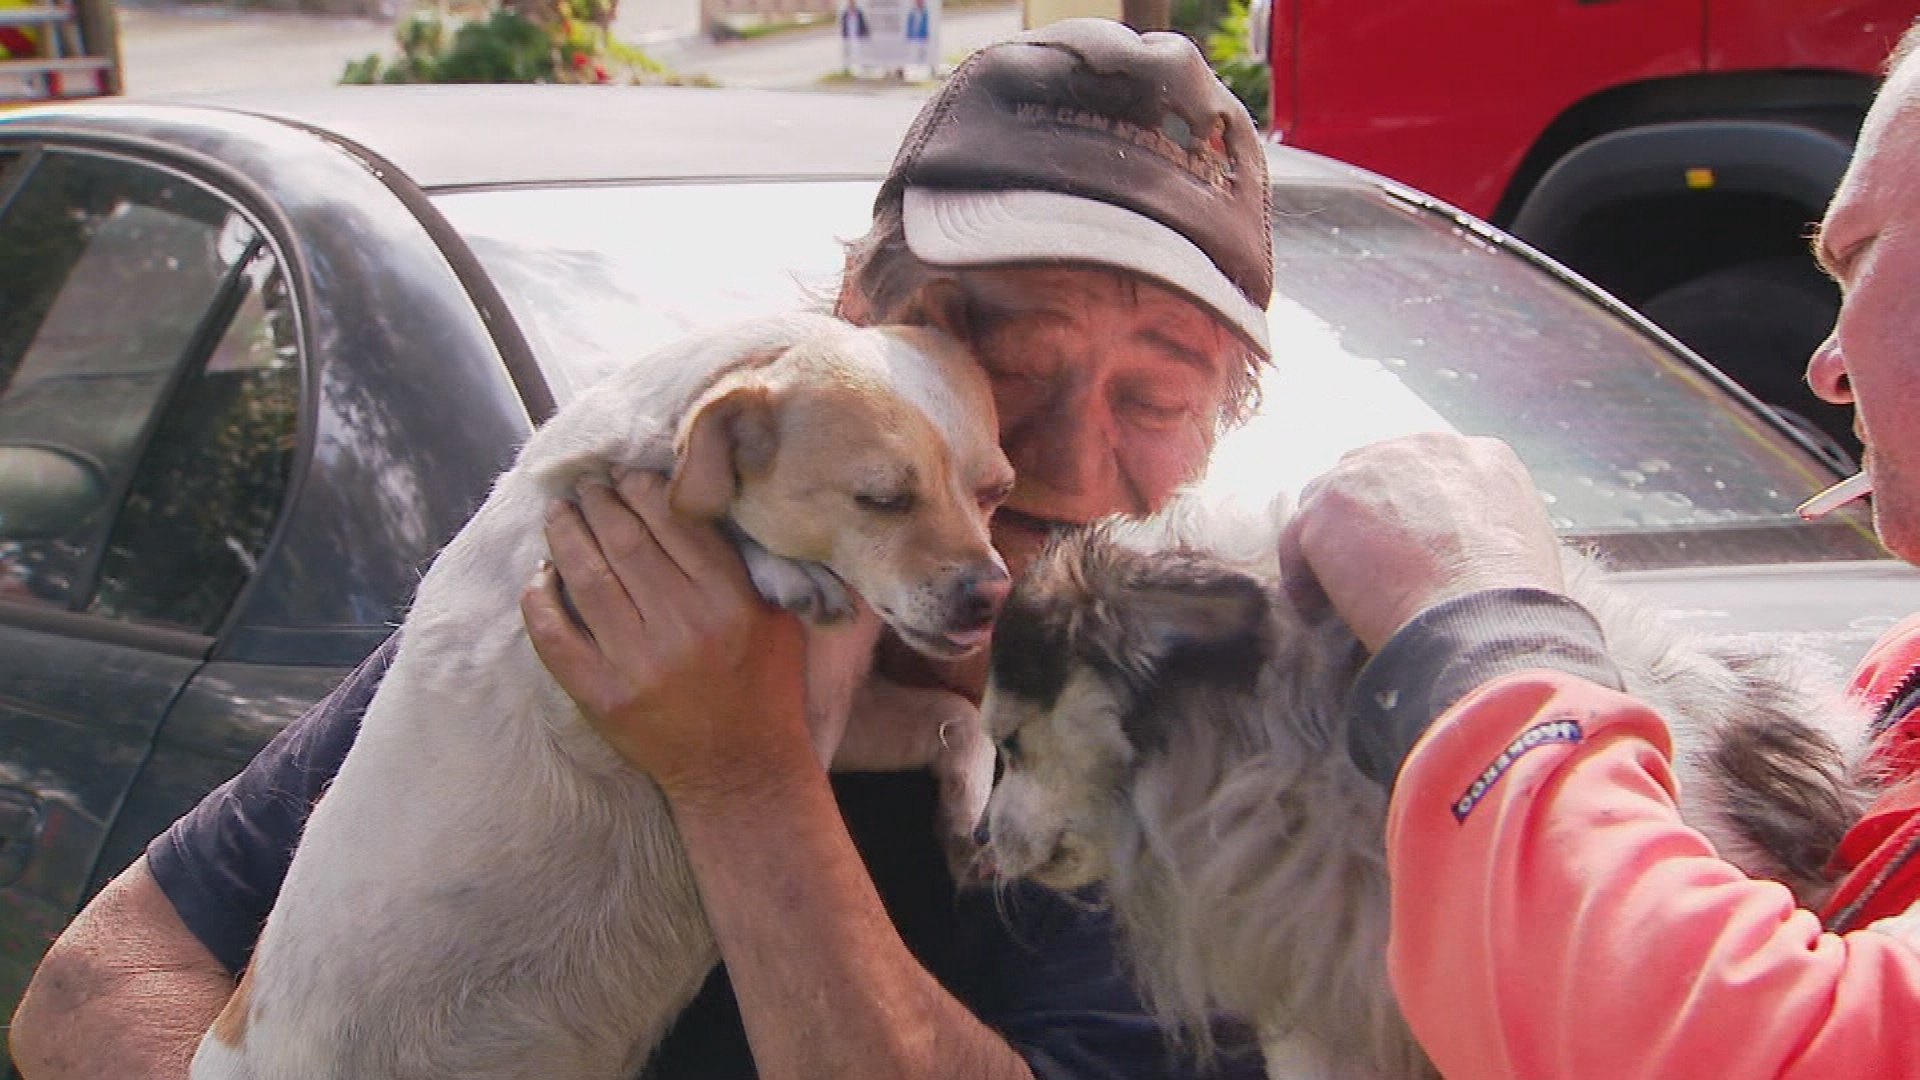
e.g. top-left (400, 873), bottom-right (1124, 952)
top-left (880, 18), bottom-right (1274, 355)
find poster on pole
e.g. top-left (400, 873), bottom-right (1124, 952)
top-left (840, 0), bottom-right (939, 76)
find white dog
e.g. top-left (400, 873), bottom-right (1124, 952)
top-left (190, 312), bottom-right (1011, 1080)
top-left (980, 492), bottom-right (1870, 1080)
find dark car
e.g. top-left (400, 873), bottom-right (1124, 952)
top-left (1, 85), bottom-right (1913, 1046)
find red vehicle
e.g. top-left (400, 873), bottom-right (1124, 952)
top-left (1248, 0), bottom-right (1917, 452)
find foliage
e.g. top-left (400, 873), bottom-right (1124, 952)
top-left (1169, 0), bottom-right (1225, 42)
top-left (1157, 0), bottom-right (1269, 127)
top-left (342, 7), bottom-right (550, 83)
top-left (1203, 0), bottom-right (1269, 128)
top-left (341, 0), bottom-right (709, 86)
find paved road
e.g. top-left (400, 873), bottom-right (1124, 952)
top-left (650, 3), bottom-right (1023, 91)
top-left (116, 0), bottom-right (1022, 97)
top-left (118, 6), bottom-right (393, 95)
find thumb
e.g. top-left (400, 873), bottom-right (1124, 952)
top-left (1275, 511), bottom-right (1330, 622)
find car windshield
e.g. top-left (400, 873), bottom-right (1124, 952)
top-left (434, 177), bottom-right (1881, 572)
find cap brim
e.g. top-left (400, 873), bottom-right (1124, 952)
top-left (903, 187), bottom-right (1271, 356)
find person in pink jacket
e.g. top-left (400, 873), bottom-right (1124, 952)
top-left (1276, 23), bottom-right (1920, 1080)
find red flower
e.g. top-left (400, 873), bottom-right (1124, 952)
top-left (571, 49), bottom-right (589, 68)
top-left (593, 62), bottom-right (608, 82)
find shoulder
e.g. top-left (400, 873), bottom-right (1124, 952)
top-left (1855, 613), bottom-right (1920, 714)
top-left (144, 635), bottom-right (399, 972)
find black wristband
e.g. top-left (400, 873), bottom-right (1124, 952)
top-left (1345, 588), bottom-right (1621, 789)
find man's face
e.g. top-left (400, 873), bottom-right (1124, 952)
top-left (868, 265), bottom-right (1243, 703)
top-left (1810, 53), bottom-right (1920, 560)
top-left (963, 266), bottom-right (1240, 577)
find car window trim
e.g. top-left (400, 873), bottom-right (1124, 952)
top-left (0, 142), bottom-right (39, 218)
top-left (265, 118), bottom-right (555, 426)
top-left (420, 172), bottom-right (887, 198)
top-left (0, 596), bottom-right (211, 659)
top-left (70, 235), bottom-right (266, 619)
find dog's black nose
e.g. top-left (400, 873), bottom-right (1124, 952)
top-left (957, 566), bottom-right (1012, 626)
top-left (972, 821), bottom-right (991, 846)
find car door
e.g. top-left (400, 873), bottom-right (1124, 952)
top-left (0, 144), bottom-right (301, 1022)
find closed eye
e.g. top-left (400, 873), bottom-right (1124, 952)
top-left (1122, 397), bottom-right (1193, 430)
top-left (856, 492), bottom-right (916, 514)
top-left (996, 730), bottom-right (1024, 767)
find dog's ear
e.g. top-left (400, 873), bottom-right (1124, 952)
top-left (1126, 564), bottom-right (1270, 669)
top-left (1103, 562), bottom-right (1271, 754)
top-left (668, 383), bottom-right (778, 520)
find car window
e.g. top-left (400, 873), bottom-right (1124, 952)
top-left (0, 150), bottom-right (301, 630)
top-left (438, 178), bottom-right (1877, 572)
top-left (1216, 184), bottom-right (1881, 568)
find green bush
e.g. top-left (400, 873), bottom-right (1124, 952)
top-left (1170, 0), bottom-right (1225, 41)
top-left (1159, 0), bottom-right (1269, 128)
top-left (341, 0), bottom-right (705, 85)
top-left (1204, 0), bottom-right (1269, 127)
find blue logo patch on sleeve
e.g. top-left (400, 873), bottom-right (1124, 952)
top-left (1451, 718), bottom-right (1584, 822)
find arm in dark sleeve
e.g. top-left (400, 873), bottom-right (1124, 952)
top-left (954, 882), bottom-right (1266, 1080)
top-left (144, 634), bottom-right (398, 974)
top-left (1345, 587), bottom-right (1622, 790)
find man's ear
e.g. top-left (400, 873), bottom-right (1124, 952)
top-left (834, 270), bottom-right (872, 325)
top-left (668, 383), bottom-right (777, 520)
top-left (910, 278), bottom-right (972, 342)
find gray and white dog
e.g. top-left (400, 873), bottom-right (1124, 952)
top-left (980, 492), bottom-right (1870, 1080)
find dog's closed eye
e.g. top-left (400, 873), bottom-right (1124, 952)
top-left (856, 492), bottom-right (917, 514)
top-left (997, 729), bottom-right (1026, 767)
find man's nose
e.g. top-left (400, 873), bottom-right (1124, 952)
top-left (1807, 333), bottom-right (1853, 404)
top-left (1010, 386), bottom-right (1116, 497)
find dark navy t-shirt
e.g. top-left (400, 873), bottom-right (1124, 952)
top-left (146, 636), bottom-right (1264, 1080)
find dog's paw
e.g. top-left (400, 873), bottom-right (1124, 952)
top-left (934, 715), bottom-right (998, 886)
top-left (739, 540), bottom-right (855, 623)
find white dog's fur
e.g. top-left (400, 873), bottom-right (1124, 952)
top-left (981, 491), bottom-right (1871, 1080)
top-left (190, 313), bottom-right (1009, 1080)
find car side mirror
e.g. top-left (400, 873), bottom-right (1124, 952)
top-left (0, 445), bottom-right (108, 540)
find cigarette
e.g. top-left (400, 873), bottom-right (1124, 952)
top-left (1797, 471), bottom-right (1874, 520)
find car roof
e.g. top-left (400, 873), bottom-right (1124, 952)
top-left (6, 84), bottom-right (933, 190)
top-left (5, 84), bottom-right (1380, 194)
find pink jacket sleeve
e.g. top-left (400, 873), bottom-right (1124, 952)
top-left (1385, 671), bottom-right (1920, 1079)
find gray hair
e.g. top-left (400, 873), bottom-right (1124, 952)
top-left (836, 195), bottom-right (1267, 432)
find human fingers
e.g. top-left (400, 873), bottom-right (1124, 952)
top-left (1274, 494), bottom-right (1331, 622)
top-left (612, 468), bottom-right (756, 597)
top-left (544, 497), bottom-right (652, 651)
top-left (573, 476), bottom-right (697, 626)
top-left (521, 560), bottom-right (628, 719)
top-left (1286, 434), bottom-right (1563, 649)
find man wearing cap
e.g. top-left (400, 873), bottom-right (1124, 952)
top-left (11, 20), bottom-right (1275, 1080)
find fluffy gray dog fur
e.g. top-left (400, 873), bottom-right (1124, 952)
top-left (980, 493), bottom-right (1870, 1080)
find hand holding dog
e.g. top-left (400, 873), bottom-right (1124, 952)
top-left (1276, 432), bottom-right (1566, 652)
top-left (522, 469), bottom-right (820, 806)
